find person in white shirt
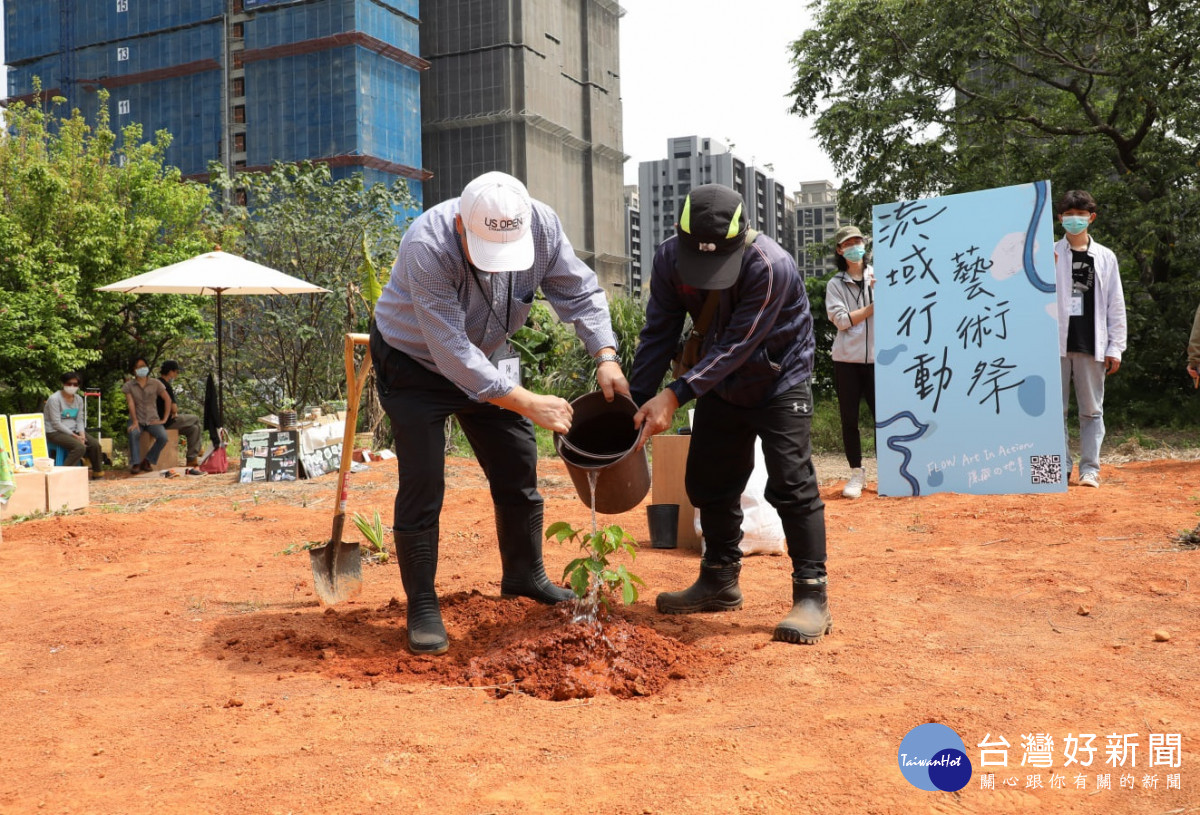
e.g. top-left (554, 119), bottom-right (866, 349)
top-left (1054, 190), bottom-right (1127, 488)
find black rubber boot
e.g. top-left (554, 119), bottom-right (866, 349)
top-left (655, 560), bottom-right (743, 614)
top-left (495, 504), bottom-right (574, 604)
top-left (773, 577), bottom-right (833, 645)
top-left (395, 527), bottom-right (448, 655)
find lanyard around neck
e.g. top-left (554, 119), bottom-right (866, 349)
top-left (459, 232), bottom-right (514, 333)
top-left (846, 273), bottom-right (871, 306)
top-left (468, 261), bottom-right (513, 334)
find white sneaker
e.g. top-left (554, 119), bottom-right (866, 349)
top-left (1079, 471), bottom-right (1100, 488)
top-left (843, 467), bottom-right (865, 499)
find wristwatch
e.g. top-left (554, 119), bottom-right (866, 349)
top-left (595, 352), bottom-right (621, 365)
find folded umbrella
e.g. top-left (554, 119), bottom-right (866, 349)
top-left (203, 372), bottom-right (222, 449)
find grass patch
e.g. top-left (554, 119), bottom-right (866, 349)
top-left (220, 596), bottom-right (267, 614)
top-left (810, 399), bottom-right (875, 456)
top-left (0, 505), bottom-right (78, 524)
top-left (1171, 523), bottom-right (1200, 550)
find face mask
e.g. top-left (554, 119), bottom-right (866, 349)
top-left (135, 367), bottom-right (150, 378)
top-left (842, 245), bottom-right (867, 263)
top-left (63, 385), bottom-right (79, 395)
top-left (1061, 215), bottom-right (1090, 236)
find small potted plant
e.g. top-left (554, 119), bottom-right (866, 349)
top-left (277, 397), bottom-right (298, 429)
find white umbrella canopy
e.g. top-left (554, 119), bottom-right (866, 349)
top-left (97, 250), bottom-right (330, 296)
top-left (98, 251), bottom-right (331, 420)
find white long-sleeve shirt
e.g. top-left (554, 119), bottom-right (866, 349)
top-left (1055, 236), bottom-right (1126, 362)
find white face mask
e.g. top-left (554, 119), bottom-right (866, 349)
top-left (135, 367), bottom-right (150, 378)
top-left (63, 385), bottom-right (79, 396)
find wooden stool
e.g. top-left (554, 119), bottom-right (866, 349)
top-left (137, 428), bottom-right (180, 469)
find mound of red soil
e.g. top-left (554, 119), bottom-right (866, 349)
top-left (210, 589), bottom-right (720, 701)
top-left (458, 599), bottom-right (703, 700)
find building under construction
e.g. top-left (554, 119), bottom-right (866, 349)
top-left (419, 0), bottom-right (629, 293)
top-left (4, 0), bottom-right (428, 199)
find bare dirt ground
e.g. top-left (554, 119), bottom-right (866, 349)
top-left (2, 444), bottom-right (1199, 814)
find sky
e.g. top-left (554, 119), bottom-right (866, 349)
top-left (616, 0), bottom-right (839, 192)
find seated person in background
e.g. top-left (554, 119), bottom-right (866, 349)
top-left (122, 355), bottom-right (169, 474)
top-left (156, 360), bottom-right (203, 467)
top-left (44, 371), bottom-right (103, 480)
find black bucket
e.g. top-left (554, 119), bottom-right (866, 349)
top-left (554, 392), bottom-right (650, 515)
top-left (646, 503), bottom-right (680, 549)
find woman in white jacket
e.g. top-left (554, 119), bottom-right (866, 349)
top-left (825, 225), bottom-right (875, 499)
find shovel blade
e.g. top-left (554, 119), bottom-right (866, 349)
top-left (309, 541), bottom-right (363, 606)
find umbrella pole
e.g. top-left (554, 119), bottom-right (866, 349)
top-left (217, 290), bottom-right (224, 424)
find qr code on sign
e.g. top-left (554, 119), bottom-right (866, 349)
top-left (1030, 454), bottom-right (1062, 484)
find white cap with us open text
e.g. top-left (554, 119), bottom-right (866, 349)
top-left (459, 171), bottom-right (535, 272)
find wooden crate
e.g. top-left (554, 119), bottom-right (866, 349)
top-left (650, 433), bottom-right (701, 552)
top-left (137, 428), bottom-right (180, 469)
top-left (46, 466), bottom-right (89, 512)
top-left (0, 471), bottom-right (48, 519)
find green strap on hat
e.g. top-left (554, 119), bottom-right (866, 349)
top-left (679, 193), bottom-right (743, 239)
top-left (725, 204), bottom-right (742, 239)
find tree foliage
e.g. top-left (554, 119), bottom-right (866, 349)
top-left (206, 161), bottom-right (416, 427)
top-left (804, 275), bottom-right (837, 397)
top-left (790, 0), bottom-right (1200, 423)
top-left (512, 295), bottom-right (656, 403)
top-left (0, 88), bottom-right (213, 423)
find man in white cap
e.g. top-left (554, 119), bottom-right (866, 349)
top-left (371, 171), bottom-right (629, 655)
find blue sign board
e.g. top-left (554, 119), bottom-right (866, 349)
top-left (872, 181), bottom-right (1066, 496)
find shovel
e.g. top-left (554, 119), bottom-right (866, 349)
top-left (310, 332), bottom-right (373, 606)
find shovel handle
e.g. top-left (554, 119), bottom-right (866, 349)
top-left (332, 333), bottom-right (372, 532)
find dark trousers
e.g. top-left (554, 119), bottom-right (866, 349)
top-left (833, 361), bottom-right (876, 469)
top-left (685, 381), bottom-right (827, 580)
top-left (46, 430), bottom-right (101, 472)
top-left (370, 328), bottom-right (541, 532)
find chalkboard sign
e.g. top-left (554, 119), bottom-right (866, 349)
top-left (239, 429), bottom-right (299, 483)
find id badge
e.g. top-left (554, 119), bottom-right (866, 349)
top-left (492, 344), bottom-right (521, 387)
top-left (1070, 294), bottom-right (1084, 317)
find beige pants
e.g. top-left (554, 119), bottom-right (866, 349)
top-left (166, 413), bottom-right (203, 460)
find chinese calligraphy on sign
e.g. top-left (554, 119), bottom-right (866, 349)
top-left (872, 181), bottom-right (1066, 496)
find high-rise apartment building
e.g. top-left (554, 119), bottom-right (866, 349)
top-left (794, 179), bottom-right (841, 277)
top-left (638, 136), bottom-right (791, 262)
top-left (782, 194), bottom-right (799, 268)
top-left (419, 0), bottom-right (628, 292)
top-left (623, 184), bottom-right (641, 299)
top-left (4, 0), bottom-right (428, 199)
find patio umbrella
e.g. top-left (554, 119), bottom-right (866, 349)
top-left (97, 251), bottom-right (331, 420)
